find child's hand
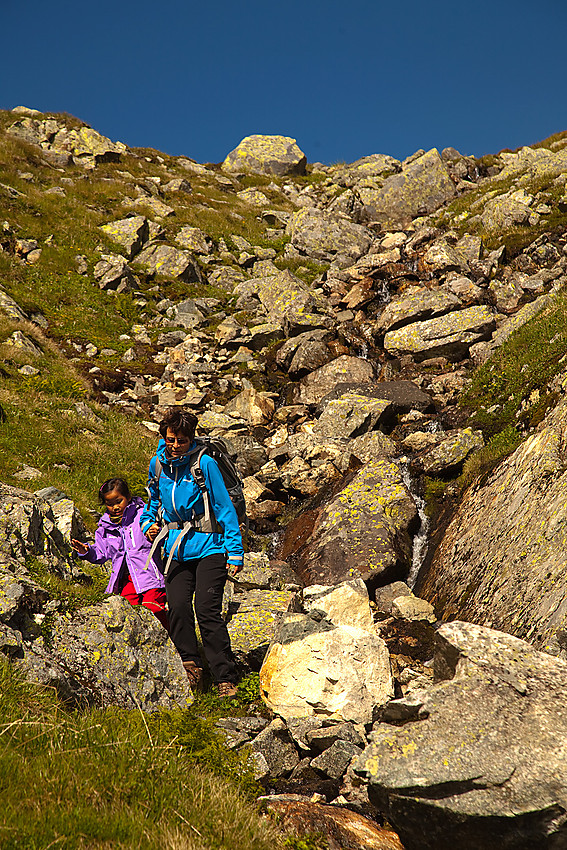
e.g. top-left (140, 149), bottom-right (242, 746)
top-left (71, 539), bottom-right (88, 556)
top-left (146, 524), bottom-right (160, 542)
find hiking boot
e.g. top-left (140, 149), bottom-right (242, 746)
top-left (216, 681), bottom-right (238, 699)
top-left (182, 661), bottom-right (203, 692)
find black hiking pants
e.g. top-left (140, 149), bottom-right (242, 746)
top-left (165, 554), bottom-right (236, 684)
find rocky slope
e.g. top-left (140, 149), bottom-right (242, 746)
top-left (3, 107), bottom-right (567, 847)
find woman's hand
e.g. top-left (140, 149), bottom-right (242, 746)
top-left (146, 524), bottom-right (160, 542)
top-left (227, 562), bottom-right (243, 577)
top-left (71, 539), bottom-right (88, 556)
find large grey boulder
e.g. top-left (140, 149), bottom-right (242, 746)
top-left (222, 135), bottom-right (307, 176)
top-left (356, 621), bottom-right (567, 850)
top-left (313, 392), bottom-right (393, 439)
top-left (21, 596), bottom-right (192, 711)
top-left (281, 459), bottom-right (418, 587)
top-left (93, 254), bottom-right (136, 292)
top-left (8, 118), bottom-right (126, 165)
top-left (375, 286), bottom-right (461, 334)
top-left (383, 305), bottom-right (495, 361)
top-left (134, 243), bottom-right (203, 283)
top-left (296, 356), bottom-right (375, 405)
top-left (260, 581), bottom-right (394, 723)
top-left (417, 395), bottom-right (567, 652)
top-left (286, 207), bottom-right (372, 265)
top-left (234, 269), bottom-right (323, 325)
top-left (227, 588), bottom-right (295, 670)
top-left (361, 148), bottom-right (457, 228)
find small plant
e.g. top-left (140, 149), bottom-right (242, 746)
top-left (283, 834), bottom-right (329, 850)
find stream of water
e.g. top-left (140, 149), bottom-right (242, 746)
top-left (401, 462), bottom-right (430, 589)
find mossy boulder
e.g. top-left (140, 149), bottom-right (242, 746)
top-left (222, 134), bottom-right (307, 176)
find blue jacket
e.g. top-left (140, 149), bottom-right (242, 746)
top-left (78, 497), bottom-right (165, 594)
top-left (139, 439), bottom-right (244, 569)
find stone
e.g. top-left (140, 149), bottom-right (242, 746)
top-left (230, 552), bottom-right (297, 592)
top-left (281, 460), bottom-right (418, 587)
top-left (413, 428), bottom-right (484, 475)
top-left (93, 254), bottom-right (136, 292)
top-left (133, 243), bottom-right (203, 283)
top-left (383, 306), bottom-right (496, 361)
top-left (417, 396), bottom-right (567, 651)
top-left (297, 356), bottom-right (375, 405)
top-left (362, 149), bottom-right (456, 228)
top-left (234, 269), bottom-right (323, 325)
top-left (175, 225), bottom-right (213, 254)
top-left (313, 393), bottom-right (393, 439)
top-left (21, 596), bottom-right (192, 710)
top-left (423, 239), bottom-right (464, 274)
top-left (356, 621), bottom-right (567, 850)
top-left (306, 721), bottom-right (366, 752)
top-left (249, 717), bottom-right (300, 777)
top-left (260, 581), bottom-right (394, 724)
top-left (481, 189), bottom-right (533, 231)
top-left (223, 387), bottom-right (275, 426)
top-left (4, 330), bottom-right (42, 357)
top-left (333, 153), bottom-right (401, 188)
top-left (236, 187), bottom-right (270, 206)
top-left (470, 291), bottom-right (555, 365)
top-left (261, 800), bottom-right (404, 850)
top-left (375, 287), bottom-right (461, 334)
top-left (99, 215), bottom-right (149, 259)
top-left (227, 589), bottom-right (295, 670)
top-left (286, 207), bottom-right (372, 265)
top-left (310, 739), bottom-right (363, 780)
top-left (0, 288), bottom-right (28, 321)
top-left (390, 595), bottom-right (436, 623)
top-left (222, 135), bottom-right (307, 177)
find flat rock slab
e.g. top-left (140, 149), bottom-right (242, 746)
top-left (384, 305), bottom-right (495, 361)
top-left (356, 621), bottom-right (567, 850)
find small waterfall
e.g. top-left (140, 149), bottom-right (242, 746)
top-left (400, 462), bottom-right (430, 589)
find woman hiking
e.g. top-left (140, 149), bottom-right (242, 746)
top-left (140, 408), bottom-right (243, 697)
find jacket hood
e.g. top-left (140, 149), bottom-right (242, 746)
top-left (98, 496), bottom-right (145, 529)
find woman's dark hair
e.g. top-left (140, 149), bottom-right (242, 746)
top-left (159, 408), bottom-right (198, 440)
top-left (98, 477), bottom-right (132, 504)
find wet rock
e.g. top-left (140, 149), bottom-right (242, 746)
top-left (356, 621), bottom-right (567, 850)
top-left (222, 135), bottom-right (306, 177)
top-left (260, 580), bottom-right (394, 723)
top-left (384, 305), bottom-right (496, 361)
top-left (283, 459), bottom-right (418, 587)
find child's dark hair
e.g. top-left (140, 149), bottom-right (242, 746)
top-left (98, 478), bottom-right (132, 505)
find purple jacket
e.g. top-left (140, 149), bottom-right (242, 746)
top-left (78, 497), bottom-right (165, 595)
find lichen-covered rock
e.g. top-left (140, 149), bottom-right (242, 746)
top-left (260, 581), bottom-right (394, 723)
top-left (133, 243), bottom-right (203, 283)
top-left (481, 189), bottom-right (533, 231)
top-left (355, 621), bottom-right (567, 850)
top-left (222, 135), bottom-right (307, 177)
top-left (313, 392), bottom-right (393, 439)
top-left (281, 461), bottom-right (418, 587)
top-left (99, 215), bottom-right (149, 260)
top-left (175, 225), bottom-right (213, 254)
top-left (286, 207), bottom-right (372, 265)
top-left (361, 148), bottom-right (456, 228)
top-left (22, 596), bottom-right (192, 710)
top-left (8, 118), bottom-right (126, 165)
top-left (296, 356), bottom-right (375, 405)
top-left (383, 305), bottom-right (495, 361)
top-left (413, 428), bottom-right (484, 475)
top-left (332, 153), bottom-right (401, 188)
top-left (375, 287), bottom-right (461, 334)
top-left (470, 291), bottom-right (555, 365)
top-left (417, 396), bottom-right (567, 651)
top-left (223, 387), bottom-right (275, 426)
top-left (227, 589), bottom-right (295, 670)
top-left (234, 269), bottom-right (323, 325)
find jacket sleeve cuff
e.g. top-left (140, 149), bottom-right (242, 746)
top-left (227, 555), bottom-right (244, 565)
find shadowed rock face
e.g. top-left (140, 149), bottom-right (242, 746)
top-left (417, 396), bottom-right (567, 651)
top-left (281, 459), bottom-right (418, 588)
top-left (355, 621), bottom-right (567, 850)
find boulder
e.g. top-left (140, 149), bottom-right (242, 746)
top-left (313, 392), bottom-right (393, 439)
top-left (280, 459), bottom-right (418, 587)
top-left (133, 243), bottom-right (203, 283)
top-left (296, 356), bottom-right (375, 405)
top-left (21, 596), bottom-right (192, 710)
top-left (99, 215), bottom-right (149, 260)
top-left (223, 387), bottom-right (275, 426)
top-left (356, 621), bottom-right (567, 850)
top-left (175, 225), bottom-right (213, 254)
top-left (260, 580), bottom-right (394, 723)
top-left (227, 588), bottom-right (295, 670)
top-left (93, 254), bottom-right (136, 292)
top-left (234, 269), bottom-right (323, 325)
top-left (470, 291), bottom-right (555, 365)
top-left (361, 149), bottom-right (456, 228)
top-left (375, 286), bottom-right (461, 334)
top-left (261, 799), bottom-right (404, 850)
top-left (383, 306), bottom-right (495, 361)
top-left (412, 428), bottom-right (484, 475)
top-left (286, 207), bottom-right (372, 265)
top-left (417, 396), bottom-right (567, 651)
top-left (222, 135), bottom-right (307, 177)
top-left (333, 153), bottom-right (401, 188)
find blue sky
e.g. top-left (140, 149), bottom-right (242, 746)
top-left (2, 0), bottom-right (565, 166)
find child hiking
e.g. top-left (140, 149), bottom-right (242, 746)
top-left (72, 477), bottom-right (169, 630)
top-left (140, 408), bottom-right (244, 698)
